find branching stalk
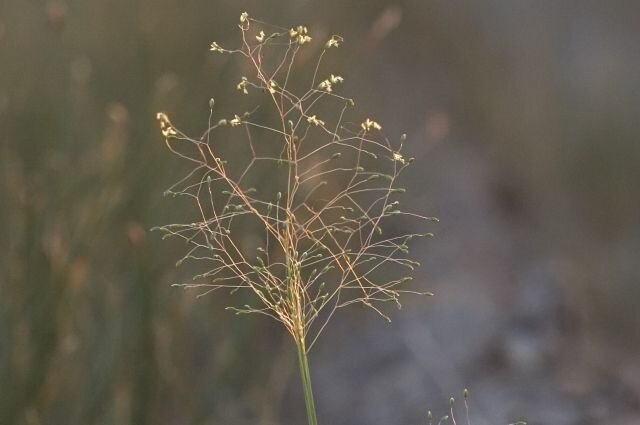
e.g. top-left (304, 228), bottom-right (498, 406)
top-left (155, 12), bottom-right (435, 425)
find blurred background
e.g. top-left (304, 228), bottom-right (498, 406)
top-left (1, 0), bottom-right (639, 424)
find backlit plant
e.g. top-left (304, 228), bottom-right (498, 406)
top-left (153, 12), bottom-right (436, 425)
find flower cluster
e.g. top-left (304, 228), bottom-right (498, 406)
top-left (158, 10), bottom-right (433, 358)
top-left (209, 41), bottom-right (224, 53)
top-left (307, 115), bottom-right (325, 126)
top-left (325, 35), bottom-right (343, 49)
top-left (318, 74), bottom-right (344, 93)
top-left (237, 77), bottom-right (249, 94)
top-left (156, 14), bottom-right (436, 425)
top-left (156, 112), bottom-right (176, 137)
top-left (361, 118), bottom-right (382, 131)
top-left (289, 25), bottom-right (312, 45)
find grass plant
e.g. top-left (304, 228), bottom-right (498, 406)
top-left (153, 12), bottom-right (436, 424)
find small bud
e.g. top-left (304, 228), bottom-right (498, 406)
top-left (392, 152), bottom-right (405, 164)
top-left (209, 41), bottom-right (224, 53)
top-left (230, 115), bottom-right (242, 126)
top-left (209, 98), bottom-right (215, 109)
top-left (325, 35), bottom-right (343, 48)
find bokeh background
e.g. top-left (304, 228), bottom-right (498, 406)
top-left (1, 1), bottom-right (639, 424)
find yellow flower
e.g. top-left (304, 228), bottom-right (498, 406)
top-left (299, 35), bottom-right (312, 45)
top-left (318, 80), bottom-right (332, 92)
top-left (156, 112), bottom-right (177, 137)
top-left (240, 12), bottom-right (249, 23)
top-left (361, 118), bottom-right (382, 131)
top-left (392, 152), bottom-right (405, 164)
top-left (268, 80), bottom-right (277, 94)
top-left (237, 77), bottom-right (249, 94)
top-left (256, 30), bottom-right (265, 42)
top-left (325, 35), bottom-right (343, 48)
top-left (318, 75), bottom-right (344, 92)
top-left (230, 115), bottom-right (243, 126)
top-left (307, 115), bottom-right (325, 126)
top-left (289, 25), bottom-right (312, 45)
top-left (209, 41), bottom-right (224, 53)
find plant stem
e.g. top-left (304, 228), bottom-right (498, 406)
top-left (296, 338), bottom-right (318, 425)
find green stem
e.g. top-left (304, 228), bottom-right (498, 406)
top-left (296, 338), bottom-right (318, 425)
